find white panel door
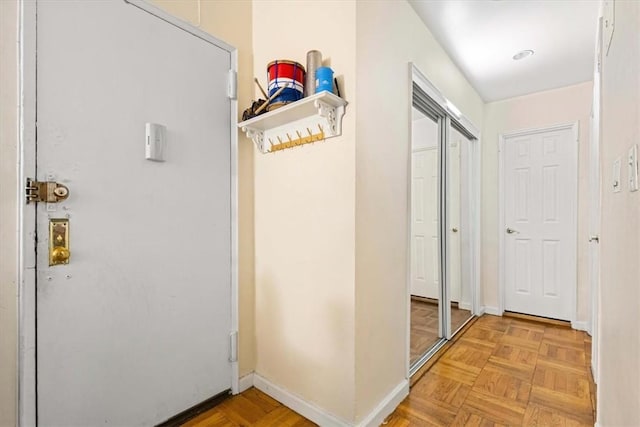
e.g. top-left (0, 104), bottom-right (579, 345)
top-left (504, 127), bottom-right (577, 321)
top-left (36, 2), bottom-right (232, 425)
top-left (411, 148), bottom-right (439, 299)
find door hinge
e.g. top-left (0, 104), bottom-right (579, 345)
top-left (228, 69), bottom-right (237, 100)
top-left (25, 178), bottom-right (69, 204)
top-left (229, 331), bottom-right (238, 362)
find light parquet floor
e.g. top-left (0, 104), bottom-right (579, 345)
top-left (182, 315), bottom-right (595, 426)
top-left (389, 314), bottom-right (595, 426)
top-left (181, 387), bottom-right (315, 427)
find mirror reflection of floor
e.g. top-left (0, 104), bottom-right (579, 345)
top-left (410, 296), bottom-right (471, 365)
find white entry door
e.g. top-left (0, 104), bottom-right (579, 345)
top-left (35, 2), bottom-right (233, 425)
top-left (411, 148), bottom-right (439, 299)
top-left (503, 125), bottom-right (578, 321)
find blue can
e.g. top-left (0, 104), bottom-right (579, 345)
top-left (315, 67), bottom-right (334, 94)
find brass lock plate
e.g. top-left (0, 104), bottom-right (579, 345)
top-left (49, 219), bottom-right (70, 266)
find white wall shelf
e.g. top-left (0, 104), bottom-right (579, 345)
top-left (238, 91), bottom-right (347, 154)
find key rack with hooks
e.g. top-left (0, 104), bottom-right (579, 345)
top-left (238, 91), bottom-right (347, 154)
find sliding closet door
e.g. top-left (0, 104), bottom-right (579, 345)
top-left (409, 82), bottom-right (478, 373)
top-left (447, 125), bottom-right (475, 337)
top-left (409, 106), bottom-right (443, 366)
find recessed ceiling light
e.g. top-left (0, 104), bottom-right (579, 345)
top-left (513, 50), bottom-right (534, 60)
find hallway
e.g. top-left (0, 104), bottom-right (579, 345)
top-left (182, 315), bottom-right (595, 426)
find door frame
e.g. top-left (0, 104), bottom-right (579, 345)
top-left (589, 15), bottom-right (603, 385)
top-left (407, 63), bottom-right (481, 378)
top-left (17, 1), bottom-right (239, 424)
top-left (498, 122), bottom-right (579, 325)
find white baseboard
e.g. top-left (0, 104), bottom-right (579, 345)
top-left (572, 320), bottom-right (588, 332)
top-left (483, 306), bottom-right (502, 316)
top-left (253, 373), bottom-right (408, 427)
top-left (253, 373), bottom-right (350, 427)
top-left (238, 372), bottom-right (254, 393)
top-left (356, 380), bottom-right (409, 427)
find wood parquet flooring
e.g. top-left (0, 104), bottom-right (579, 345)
top-left (182, 315), bottom-right (595, 426)
top-left (180, 387), bottom-right (314, 427)
top-left (389, 315), bottom-right (595, 426)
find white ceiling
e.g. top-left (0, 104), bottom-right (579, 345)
top-left (408, 0), bottom-right (600, 102)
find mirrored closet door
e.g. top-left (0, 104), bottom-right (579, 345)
top-left (409, 82), bottom-right (478, 374)
top-left (409, 106), bottom-right (442, 367)
top-left (446, 123), bottom-right (476, 338)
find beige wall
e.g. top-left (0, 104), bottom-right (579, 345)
top-left (151, 0), bottom-right (256, 377)
top-left (481, 82), bottom-right (593, 322)
top-left (252, 1), bottom-right (357, 422)
top-left (251, 1), bottom-right (485, 421)
top-left (355, 1), bottom-right (484, 421)
top-left (597, 0), bottom-right (640, 424)
top-left (0, 0), bottom-right (19, 424)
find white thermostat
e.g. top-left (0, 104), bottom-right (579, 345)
top-left (145, 123), bottom-right (167, 162)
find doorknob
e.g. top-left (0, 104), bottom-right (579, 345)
top-left (51, 246), bottom-right (71, 264)
top-left (589, 235), bottom-right (600, 243)
top-left (506, 227), bottom-right (519, 234)
top-left (49, 219), bottom-right (70, 266)
top-left (452, 227), bottom-right (458, 233)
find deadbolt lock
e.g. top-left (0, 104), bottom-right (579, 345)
top-left (49, 219), bottom-right (70, 266)
top-left (53, 186), bottom-right (69, 198)
top-left (26, 178), bottom-right (70, 204)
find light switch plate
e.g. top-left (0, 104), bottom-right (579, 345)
top-left (145, 123), bottom-right (167, 162)
top-left (629, 144), bottom-right (638, 192)
top-left (613, 157), bottom-right (621, 193)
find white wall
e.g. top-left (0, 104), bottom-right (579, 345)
top-left (355, 1), bottom-right (483, 421)
top-left (252, 1), bottom-right (357, 422)
top-left (0, 0), bottom-right (19, 424)
top-left (481, 82), bottom-right (593, 321)
top-left (152, 0), bottom-right (256, 377)
top-left (597, 1), bottom-right (640, 424)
